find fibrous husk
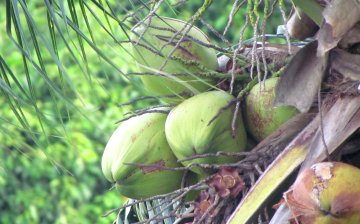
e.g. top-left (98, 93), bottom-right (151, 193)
top-left (165, 91), bottom-right (247, 175)
top-left (274, 41), bottom-right (328, 113)
top-left (131, 16), bottom-right (218, 102)
top-left (244, 77), bottom-right (300, 142)
top-left (101, 112), bottom-right (184, 199)
top-left (284, 162), bottom-right (360, 223)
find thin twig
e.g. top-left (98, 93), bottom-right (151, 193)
top-left (200, 18), bottom-right (231, 45)
top-left (231, 100), bottom-right (241, 137)
top-left (196, 194), bottom-right (221, 223)
top-left (207, 98), bottom-right (238, 126)
top-left (118, 93), bottom-right (190, 107)
top-left (278, 0), bottom-right (292, 54)
top-left (223, 0), bottom-right (246, 36)
top-left (102, 182), bottom-right (209, 217)
top-left (178, 151), bottom-right (257, 162)
top-left (158, 0), bottom-right (213, 71)
top-left (261, 0), bottom-right (270, 82)
top-left (116, 110), bottom-right (169, 123)
top-left (230, 15), bottom-right (249, 94)
top-left (123, 105), bottom-right (173, 117)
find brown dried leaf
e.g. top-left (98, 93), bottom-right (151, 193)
top-left (138, 160), bottom-right (166, 174)
top-left (339, 24), bottom-right (360, 49)
top-left (286, 9), bottom-right (319, 40)
top-left (284, 190), bottom-right (319, 222)
top-left (274, 41), bottom-right (328, 112)
top-left (317, 0), bottom-right (360, 55)
top-left (301, 95), bottom-right (360, 169)
top-left (330, 48), bottom-right (360, 81)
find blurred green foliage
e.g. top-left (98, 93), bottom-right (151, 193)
top-left (0, 1), bottom-right (144, 223)
top-left (0, 1), bottom-right (285, 223)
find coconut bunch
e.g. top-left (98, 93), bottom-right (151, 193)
top-left (102, 14), bottom-right (359, 224)
top-left (101, 3), bottom-right (360, 222)
top-left (102, 0), bottom-right (360, 224)
top-left (100, 15), bottom-right (310, 224)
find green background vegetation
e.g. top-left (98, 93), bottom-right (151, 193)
top-left (0, 1), bottom-right (285, 223)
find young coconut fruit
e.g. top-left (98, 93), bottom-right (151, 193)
top-left (283, 162), bottom-right (360, 224)
top-left (165, 91), bottom-right (247, 175)
top-left (131, 16), bottom-right (218, 102)
top-left (244, 77), bottom-right (299, 142)
top-left (101, 112), bottom-right (183, 199)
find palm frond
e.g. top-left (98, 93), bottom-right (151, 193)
top-left (1, 0), bottom-right (138, 145)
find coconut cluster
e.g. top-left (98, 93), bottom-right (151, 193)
top-left (101, 16), bottom-right (300, 200)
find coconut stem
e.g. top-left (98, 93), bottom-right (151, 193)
top-left (237, 78), bottom-right (258, 99)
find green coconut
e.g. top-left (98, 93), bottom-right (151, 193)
top-left (165, 91), bottom-right (247, 175)
top-left (244, 77), bottom-right (299, 142)
top-left (131, 16), bottom-right (218, 102)
top-left (101, 112), bottom-right (183, 199)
